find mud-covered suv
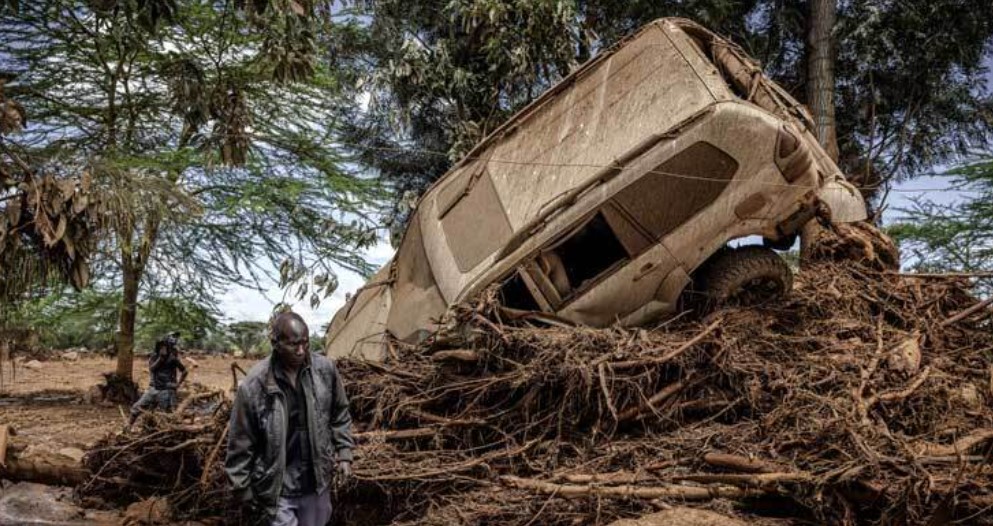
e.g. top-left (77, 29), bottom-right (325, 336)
top-left (325, 18), bottom-right (868, 360)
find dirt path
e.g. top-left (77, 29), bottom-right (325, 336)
top-left (0, 355), bottom-right (262, 525)
top-left (1, 355), bottom-right (260, 451)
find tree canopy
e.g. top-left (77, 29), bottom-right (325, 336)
top-left (9, 288), bottom-right (225, 352)
top-left (337, 0), bottom-right (993, 232)
top-left (889, 157), bottom-right (993, 293)
top-left (0, 0), bottom-right (380, 378)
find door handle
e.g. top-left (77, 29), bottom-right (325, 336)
top-left (633, 262), bottom-right (660, 281)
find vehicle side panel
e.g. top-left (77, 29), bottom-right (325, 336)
top-left (420, 24), bottom-right (720, 301)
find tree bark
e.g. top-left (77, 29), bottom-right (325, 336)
top-left (114, 214), bottom-right (159, 381)
top-left (806, 0), bottom-right (839, 162)
top-left (115, 258), bottom-right (139, 380)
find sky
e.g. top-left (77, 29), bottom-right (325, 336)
top-left (216, 239), bottom-right (395, 332)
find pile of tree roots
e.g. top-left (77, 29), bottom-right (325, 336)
top-left (79, 262), bottom-right (993, 525)
top-left (78, 386), bottom-right (231, 516)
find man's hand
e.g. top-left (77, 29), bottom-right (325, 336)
top-left (334, 460), bottom-right (352, 489)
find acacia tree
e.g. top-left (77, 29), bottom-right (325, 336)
top-left (8, 288), bottom-right (224, 351)
top-left (332, 0), bottom-right (579, 239)
top-left (1, 1), bottom-right (379, 380)
top-left (889, 157), bottom-right (993, 294)
top-left (1, 71), bottom-right (98, 311)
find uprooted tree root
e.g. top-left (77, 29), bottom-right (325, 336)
top-left (77, 387), bottom-right (232, 517)
top-left (78, 262), bottom-right (993, 525)
top-left (96, 372), bottom-right (140, 405)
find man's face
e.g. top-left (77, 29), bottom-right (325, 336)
top-left (273, 316), bottom-right (309, 369)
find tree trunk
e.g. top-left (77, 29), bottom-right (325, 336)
top-left (113, 215), bottom-right (158, 381)
top-left (801, 0), bottom-right (840, 266)
top-left (806, 0), bottom-right (839, 162)
top-left (115, 260), bottom-right (139, 380)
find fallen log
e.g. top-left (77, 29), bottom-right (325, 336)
top-left (608, 508), bottom-right (751, 526)
top-left (702, 453), bottom-right (787, 474)
top-left (886, 271), bottom-right (993, 279)
top-left (501, 475), bottom-right (769, 500)
top-left (405, 408), bottom-right (485, 427)
top-left (669, 472), bottom-right (812, 487)
top-left (431, 349), bottom-right (482, 363)
top-left (941, 298), bottom-right (993, 327)
top-left (557, 471), bottom-right (658, 485)
top-left (355, 427), bottom-right (438, 442)
top-left (0, 439), bottom-right (89, 486)
top-left (617, 377), bottom-right (691, 422)
top-left (914, 428), bottom-right (993, 457)
top-left (174, 390), bottom-right (223, 415)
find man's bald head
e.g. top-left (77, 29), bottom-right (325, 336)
top-left (271, 311), bottom-right (308, 340)
top-left (271, 312), bottom-right (310, 369)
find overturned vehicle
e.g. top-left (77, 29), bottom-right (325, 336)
top-left (326, 18), bottom-right (868, 360)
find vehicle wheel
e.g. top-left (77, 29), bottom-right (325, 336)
top-left (693, 245), bottom-right (792, 310)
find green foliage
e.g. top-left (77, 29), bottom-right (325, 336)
top-left (136, 295), bottom-right (222, 351)
top-left (8, 289), bottom-right (120, 350)
top-left (833, 1), bottom-right (993, 189)
top-left (9, 289), bottom-right (225, 351)
top-left (335, 0), bottom-right (580, 237)
top-left (227, 320), bottom-right (269, 355)
top-left (0, 1), bottom-right (381, 372)
top-left (889, 156), bottom-right (993, 293)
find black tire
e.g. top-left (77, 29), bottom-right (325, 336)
top-left (691, 246), bottom-right (793, 311)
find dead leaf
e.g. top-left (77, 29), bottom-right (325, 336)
top-left (51, 214), bottom-right (67, 244)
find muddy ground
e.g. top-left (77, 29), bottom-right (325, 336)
top-left (1, 354), bottom-right (260, 457)
top-left (0, 354), bottom-right (260, 525)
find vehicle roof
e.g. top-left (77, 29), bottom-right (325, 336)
top-left (437, 18), bottom-right (717, 182)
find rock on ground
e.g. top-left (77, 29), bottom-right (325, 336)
top-left (58, 447), bottom-right (86, 463)
top-left (23, 360), bottom-right (43, 370)
top-left (0, 482), bottom-right (117, 525)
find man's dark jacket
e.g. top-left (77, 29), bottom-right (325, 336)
top-left (224, 352), bottom-right (354, 519)
top-left (149, 352), bottom-right (185, 390)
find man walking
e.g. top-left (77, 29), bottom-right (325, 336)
top-left (225, 312), bottom-right (354, 525)
top-left (128, 331), bottom-right (187, 428)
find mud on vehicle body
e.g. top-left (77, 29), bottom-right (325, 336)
top-left (325, 18), bottom-right (867, 361)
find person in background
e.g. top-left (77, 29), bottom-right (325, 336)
top-left (225, 312), bottom-right (354, 526)
top-left (127, 331), bottom-right (187, 429)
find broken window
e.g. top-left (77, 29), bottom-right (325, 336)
top-left (547, 212), bottom-right (629, 294)
top-left (498, 271), bottom-right (540, 311)
top-left (499, 206), bottom-right (648, 312)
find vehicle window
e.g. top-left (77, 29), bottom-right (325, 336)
top-left (498, 271), bottom-right (541, 311)
top-left (547, 212), bottom-right (629, 293)
top-left (613, 141), bottom-right (737, 239)
top-left (440, 170), bottom-right (513, 272)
